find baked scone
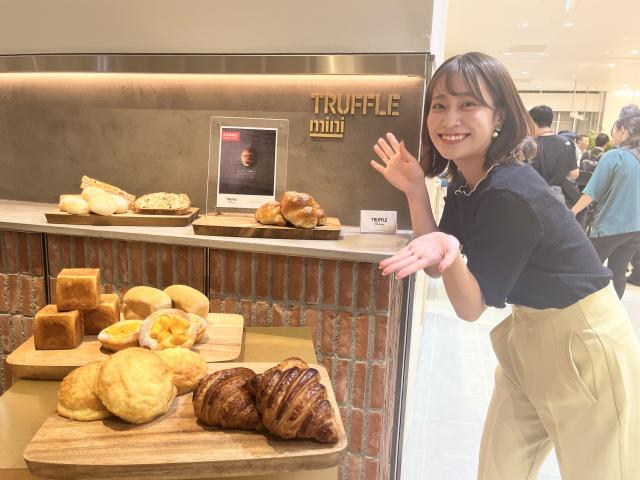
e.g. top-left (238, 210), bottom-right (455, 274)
top-left (139, 309), bottom-right (197, 351)
top-left (163, 285), bottom-right (210, 319)
top-left (187, 313), bottom-right (208, 343)
top-left (192, 367), bottom-right (262, 431)
top-left (57, 361), bottom-right (112, 421)
top-left (98, 347), bottom-right (176, 424)
top-left (97, 320), bottom-right (143, 352)
top-left (156, 348), bottom-right (207, 395)
top-left (122, 286), bottom-right (172, 320)
top-left (255, 201), bottom-right (287, 226)
top-left (251, 357), bottom-right (339, 443)
top-left (83, 293), bottom-right (121, 335)
top-left (34, 304), bottom-right (84, 350)
top-left (56, 268), bottom-right (101, 311)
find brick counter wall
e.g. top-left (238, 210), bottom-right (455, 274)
top-left (1, 231), bottom-right (407, 480)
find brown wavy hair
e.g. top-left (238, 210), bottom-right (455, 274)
top-left (421, 52), bottom-right (536, 178)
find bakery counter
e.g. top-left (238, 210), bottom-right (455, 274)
top-left (1, 202), bottom-right (413, 480)
top-left (0, 327), bottom-right (338, 480)
top-left (0, 199), bottom-right (409, 263)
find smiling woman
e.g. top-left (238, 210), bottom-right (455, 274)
top-left (370, 52), bottom-right (640, 480)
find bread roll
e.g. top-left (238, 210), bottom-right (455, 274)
top-left (88, 194), bottom-right (116, 216)
top-left (57, 361), bottom-right (112, 421)
top-left (81, 186), bottom-right (107, 202)
top-left (122, 286), bottom-right (172, 320)
top-left (59, 196), bottom-right (90, 215)
top-left (255, 201), bottom-right (287, 226)
top-left (280, 191), bottom-right (319, 229)
top-left (111, 194), bottom-right (129, 214)
top-left (163, 285), bottom-right (209, 318)
top-left (156, 348), bottom-right (207, 395)
top-left (56, 268), bottom-right (101, 311)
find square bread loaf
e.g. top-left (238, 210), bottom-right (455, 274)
top-left (34, 304), bottom-right (84, 350)
top-left (83, 293), bottom-right (121, 335)
top-left (56, 268), bottom-right (101, 311)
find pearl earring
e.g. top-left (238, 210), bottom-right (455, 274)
top-left (492, 127), bottom-right (501, 138)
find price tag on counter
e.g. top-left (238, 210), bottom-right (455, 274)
top-left (360, 210), bottom-right (397, 234)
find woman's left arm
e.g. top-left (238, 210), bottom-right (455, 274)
top-left (571, 193), bottom-right (594, 216)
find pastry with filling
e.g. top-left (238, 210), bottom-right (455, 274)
top-left (156, 348), bottom-right (207, 395)
top-left (97, 319), bottom-right (143, 352)
top-left (98, 347), bottom-right (176, 424)
top-left (187, 313), bottom-right (208, 343)
top-left (57, 361), bottom-right (112, 421)
top-left (139, 309), bottom-right (197, 351)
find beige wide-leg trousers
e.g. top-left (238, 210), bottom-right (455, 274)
top-left (478, 284), bottom-right (640, 480)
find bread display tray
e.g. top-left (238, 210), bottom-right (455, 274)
top-left (23, 362), bottom-right (347, 480)
top-left (192, 213), bottom-right (341, 240)
top-left (7, 313), bottom-right (243, 380)
top-left (45, 207), bottom-right (199, 227)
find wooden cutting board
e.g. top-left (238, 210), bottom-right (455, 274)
top-left (23, 362), bottom-right (347, 480)
top-left (45, 207), bottom-right (199, 227)
top-left (192, 213), bottom-right (341, 240)
top-left (7, 313), bottom-right (243, 380)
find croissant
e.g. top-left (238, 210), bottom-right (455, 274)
top-left (192, 367), bottom-right (262, 431)
top-left (279, 192), bottom-right (320, 229)
top-left (255, 201), bottom-right (287, 226)
top-left (251, 357), bottom-right (339, 443)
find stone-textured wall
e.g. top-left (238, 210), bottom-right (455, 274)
top-left (1, 231), bottom-right (406, 480)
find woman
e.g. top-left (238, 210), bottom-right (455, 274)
top-left (571, 105), bottom-right (640, 298)
top-left (371, 52), bottom-right (640, 480)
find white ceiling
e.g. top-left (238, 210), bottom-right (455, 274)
top-left (445, 0), bottom-right (640, 93)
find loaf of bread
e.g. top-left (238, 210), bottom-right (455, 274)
top-left (255, 201), bottom-right (287, 226)
top-left (34, 304), bottom-right (84, 350)
top-left (279, 191), bottom-right (320, 229)
top-left (122, 286), bottom-right (172, 320)
top-left (59, 196), bottom-right (90, 215)
top-left (83, 294), bottom-right (121, 335)
top-left (81, 175), bottom-right (135, 205)
top-left (88, 194), bottom-right (116, 216)
top-left (81, 187), bottom-right (107, 203)
top-left (133, 193), bottom-right (191, 215)
top-left (163, 285), bottom-right (209, 318)
top-left (111, 194), bottom-right (129, 214)
top-left (56, 268), bottom-right (101, 311)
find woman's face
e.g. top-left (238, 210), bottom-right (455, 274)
top-left (426, 74), bottom-right (502, 169)
top-left (611, 125), bottom-right (628, 146)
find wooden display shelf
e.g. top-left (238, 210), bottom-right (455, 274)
top-left (45, 207), bottom-right (200, 227)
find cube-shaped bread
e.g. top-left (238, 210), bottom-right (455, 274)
top-left (34, 304), bottom-right (84, 350)
top-left (83, 294), bottom-right (121, 335)
top-left (56, 268), bottom-right (101, 311)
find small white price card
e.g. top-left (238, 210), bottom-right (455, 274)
top-left (360, 210), bottom-right (397, 234)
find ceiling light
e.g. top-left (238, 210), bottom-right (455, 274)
top-left (517, 22), bottom-right (529, 28)
top-left (604, 50), bottom-right (611, 54)
top-left (521, 71), bottom-right (529, 75)
top-left (623, 84), bottom-right (629, 88)
top-left (562, 22), bottom-right (575, 27)
top-left (504, 52), bottom-right (513, 56)
top-left (632, 50), bottom-right (640, 55)
top-left (609, 63), bottom-right (616, 68)
top-left (538, 52), bottom-right (547, 56)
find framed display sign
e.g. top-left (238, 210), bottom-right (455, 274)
top-left (207, 117), bottom-right (289, 212)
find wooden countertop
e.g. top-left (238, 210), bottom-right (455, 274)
top-left (0, 199), bottom-right (409, 263)
top-left (0, 327), bottom-right (338, 480)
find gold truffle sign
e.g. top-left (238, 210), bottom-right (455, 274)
top-left (309, 93), bottom-right (400, 138)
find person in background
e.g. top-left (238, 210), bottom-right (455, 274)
top-left (529, 107), bottom-right (579, 203)
top-left (628, 249), bottom-right (640, 286)
top-left (371, 52), bottom-right (639, 480)
top-left (576, 134), bottom-right (589, 165)
top-left (571, 104), bottom-right (640, 298)
top-left (580, 133), bottom-right (609, 172)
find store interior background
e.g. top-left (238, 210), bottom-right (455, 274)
top-left (403, 0), bottom-right (640, 479)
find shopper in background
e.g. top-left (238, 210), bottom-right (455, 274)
top-left (371, 52), bottom-right (640, 480)
top-left (580, 133), bottom-right (609, 172)
top-left (572, 105), bottom-right (640, 298)
top-left (575, 134), bottom-right (589, 162)
top-left (528, 107), bottom-right (578, 203)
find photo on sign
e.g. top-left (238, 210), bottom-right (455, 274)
top-left (216, 126), bottom-right (278, 209)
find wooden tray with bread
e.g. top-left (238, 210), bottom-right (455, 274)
top-left (47, 175), bottom-right (199, 226)
top-left (24, 361), bottom-right (347, 480)
top-left (193, 192), bottom-right (341, 240)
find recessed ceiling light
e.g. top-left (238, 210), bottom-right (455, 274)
top-left (623, 84), bottom-right (629, 88)
top-left (517, 22), bottom-right (529, 28)
top-left (504, 52), bottom-right (513, 56)
top-left (562, 22), bottom-right (575, 27)
top-left (632, 49), bottom-right (640, 55)
top-left (609, 63), bottom-right (616, 68)
top-left (521, 71), bottom-right (529, 75)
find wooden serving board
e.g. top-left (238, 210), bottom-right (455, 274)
top-left (24, 362), bottom-right (347, 480)
top-left (192, 213), bottom-right (341, 240)
top-left (7, 313), bottom-right (243, 380)
top-left (45, 207), bottom-right (200, 227)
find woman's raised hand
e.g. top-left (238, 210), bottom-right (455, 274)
top-left (371, 132), bottom-right (425, 196)
top-left (379, 232), bottom-right (460, 279)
